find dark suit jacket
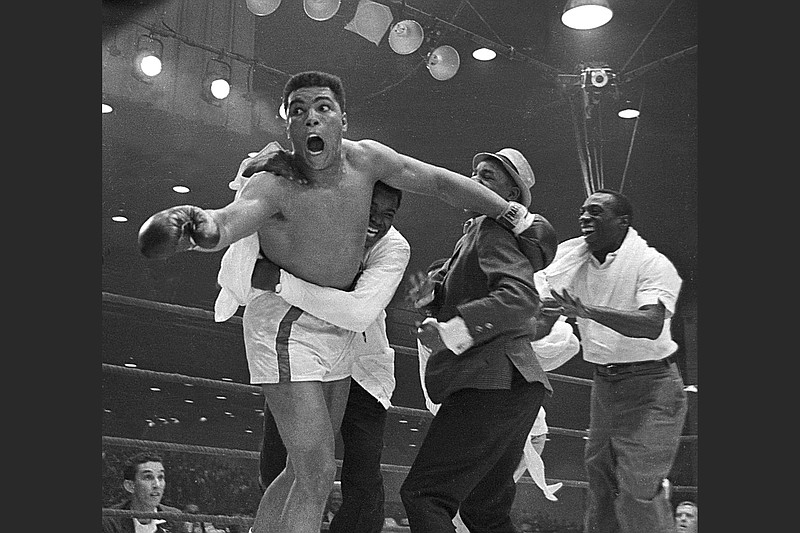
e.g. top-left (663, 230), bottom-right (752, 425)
top-left (102, 500), bottom-right (182, 533)
top-left (424, 215), bottom-right (555, 404)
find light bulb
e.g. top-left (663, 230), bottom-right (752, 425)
top-left (139, 55), bottom-right (162, 77)
top-left (210, 78), bottom-right (230, 99)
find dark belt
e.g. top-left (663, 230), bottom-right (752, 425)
top-left (594, 355), bottom-right (675, 377)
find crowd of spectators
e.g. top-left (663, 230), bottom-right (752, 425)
top-left (103, 446), bottom-right (592, 532)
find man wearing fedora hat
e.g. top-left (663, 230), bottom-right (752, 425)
top-left (400, 148), bottom-right (559, 532)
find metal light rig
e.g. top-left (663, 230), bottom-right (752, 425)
top-left (561, 64), bottom-right (621, 196)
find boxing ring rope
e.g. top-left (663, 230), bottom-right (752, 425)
top-left (102, 362), bottom-right (695, 445)
top-left (102, 292), bottom-right (697, 527)
top-left (101, 506), bottom-right (409, 532)
top-left (100, 508), bottom-right (408, 532)
top-left (102, 291), bottom-right (595, 388)
top-left (101, 292), bottom-right (696, 442)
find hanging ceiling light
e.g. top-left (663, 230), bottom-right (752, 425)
top-left (427, 45), bottom-right (460, 81)
top-left (132, 35), bottom-right (164, 82)
top-left (472, 47), bottom-right (496, 61)
top-left (561, 0), bottom-right (613, 30)
top-left (245, 0), bottom-right (281, 16)
top-left (618, 99), bottom-right (640, 119)
top-left (201, 58), bottom-right (232, 105)
top-left (388, 19), bottom-right (424, 55)
top-left (304, 0), bottom-right (340, 21)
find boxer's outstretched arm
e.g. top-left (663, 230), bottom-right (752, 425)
top-left (138, 172), bottom-right (279, 258)
top-left (362, 140), bottom-right (535, 234)
top-left (202, 175), bottom-right (279, 251)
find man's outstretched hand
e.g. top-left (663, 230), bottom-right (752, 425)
top-left (550, 288), bottom-right (590, 319)
top-left (241, 149), bottom-right (309, 184)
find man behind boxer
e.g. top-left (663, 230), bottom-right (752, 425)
top-left (254, 180), bottom-right (410, 533)
top-left (137, 71), bottom-right (542, 533)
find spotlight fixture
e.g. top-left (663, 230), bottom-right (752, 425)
top-left (427, 45), bottom-right (460, 81)
top-left (472, 47), bottom-right (496, 61)
top-left (388, 19), bottom-right (424, 55)
top-left (561, 0), bottom-right (613, 30)
top-left (245, 0), bottom-right (281, 16)
top-left (344, 0), bottom-right (393, 46)
top-left (201, 58), bottom-right (232, 105)
top-left (132, 34), bottom-right (164, 82)
top-left (102, 103), bottom-right (113, 114)
top-left (304, 0), bottom-right (340, 21)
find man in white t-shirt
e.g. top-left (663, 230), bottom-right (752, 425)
top-left (543, 189), bottom-right (687, 533)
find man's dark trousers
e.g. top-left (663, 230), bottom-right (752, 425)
top-left (401, 369), bottom-right (546, 532)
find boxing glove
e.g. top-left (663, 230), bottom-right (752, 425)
top-left (516, 213), bottom-right (558, 271)
top-left (495, 201), bottom-right (536, 235)
top-left (138, 205), bottom-right (221, 259)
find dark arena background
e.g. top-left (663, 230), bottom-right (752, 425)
top-left (102, 1), bottom-right (697, 530)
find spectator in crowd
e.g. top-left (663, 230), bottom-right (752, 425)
top-left (180, 503), bottom-right (228, 533)
top-left (674, 501), bottom-right (698, 532)
top-left (102, 450), bottom-right (181, 533)
top-left (321, 482), bottom-right (344, 527)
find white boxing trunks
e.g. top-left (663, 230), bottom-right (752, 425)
top-left (242, 291), bottom-right (358, 384)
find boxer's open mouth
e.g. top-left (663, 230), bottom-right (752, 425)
top-left (307, 135), bottom-right (324, 154)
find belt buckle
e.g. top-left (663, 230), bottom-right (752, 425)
top-left (603, 363), bottom-right (619, 376)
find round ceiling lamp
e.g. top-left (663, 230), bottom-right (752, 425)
top-left (618, 100), bottom-right (640, 119)
top-left (472, 47), bottom-right (496, 61)
top-left (245, 0), bottom-right (281, 16)
top-left (388, 19), bottom-right (424, 55)
top-left (427, 45), bottom-right (460, 81)
top-left (561, 0), bottom-right (613, 30)
top-left (304, 0), bottom-right (340, 21)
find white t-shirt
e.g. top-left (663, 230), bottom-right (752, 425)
top-left (133, 516), bottom-right (162, 533)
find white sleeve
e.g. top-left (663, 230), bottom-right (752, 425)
top-left (635, 253), bottom-right (683, 317)
top-left (417, 339), bottom-right (440, 416)
top-left (276, 228), bottom-right (411, 332)
top-left (531, 317), bottom-right (580, 371)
